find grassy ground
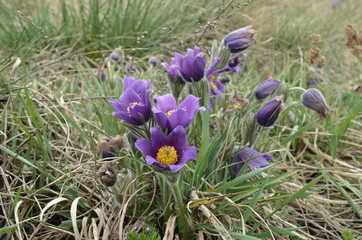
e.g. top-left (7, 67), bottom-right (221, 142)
top-left (1, 0), bottom-right (361, 239)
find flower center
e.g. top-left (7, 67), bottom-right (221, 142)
top-left (127, 102), bottom-right (142, 115)
top-left (156, 146), bottom-right (178, 166)
top-left (211, 80), bottom-right (217, 89)
top-left (166, 109), bottom-right (176, 118)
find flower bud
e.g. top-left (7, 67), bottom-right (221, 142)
top-left (148, 57), bottom-right (159, 67)
top-left (98, 135), bottom-right (123, 160)
top-left (301, 88), bottom-right (332, 119)
top-left (255, 77), bottom-right (281, 100)
top-left (92, 69), bottom-right (106, 82)
top-left (224, 26), bottom-right (257, 54)
top-left (256, 96), bottom-right (285, 127)
top-left (110, 46), bottom-right (124, 63)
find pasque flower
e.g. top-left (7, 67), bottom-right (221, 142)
top-left (302, 88), bottom-right (332, 119)
top-left (109, 76), bottom-right (152, 126)
top-left (231, 147), bottom-right (272, 176)
top-left (135, 126), bottom-right (198, 172)
top-left (224, 26), bottom-right (257, 54)
top-left (307, 67), bottom-right (324, 85)
top-left (255, 77), bottom-right (281, 100)
top-left (256, 96), bottom-right (285, 127)
top-left (161, 62), bottom-right (182, 83)
top-left (153, 94), bottom-right (205, 133)
top-left (171, 46), bottom-right (206, 82)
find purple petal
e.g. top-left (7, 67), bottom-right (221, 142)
top-left (153, 110), bottom-right (171, 132)
top-left (165, 164), bottom-right (185, 172)
top-left (109, 98), bottom-right (123, 112)
top-left (168, 125), bottom-right (187, 153)
top-left (121, 76), bottom-right (136, 91)
top-left (150, 126), bottom-right (169, 153)
top-left (135, 138), bottom-right (154, 157)
top-left (120, 88), bottom-right (142, 105)
top-left (145, 155), bottom-right (166, 169)
top-left (178, 95), bottom-right (204, 119)
top-left (206, 57), bottom-right (221, 77)
top-left (154, 94), bottom-right (177, 112)
top-left (179, 146), bottom-right (198, 165)
top-left (168, 109), bottom-right (190, 130)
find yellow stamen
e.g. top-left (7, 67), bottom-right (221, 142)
top-left (166, 109), bottom-right (176, 118)
top-left (127, 102), bottom-right (142, 115)
top-left (207, 74), bottom-right (215, 80)
top-left (211, 80), bottom-right (217, 89)
top-left (156, 146), bottom-right (178, 166)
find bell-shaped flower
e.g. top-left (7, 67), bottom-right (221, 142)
top-left (171, 46), bottom-right (206, 82)
top-left (224, 26), bottom-right (257, 54)
top-left (230, 147), bottom-right (272, 176)
top-left (109, 87), bottom-right (151, 126)
top-left (301, 88), bottom-right (332, 119)
top-left (135, 126), bottom-right (198, 172)
top-left (153, 94), bottom-right (205, 133)
top-left (256, 96), bottom-right (285, 127)
top-left (255, 77), bottom-right (281, 100)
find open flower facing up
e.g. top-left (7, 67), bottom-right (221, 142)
top-left (224, 26), bottom-right (257, 54)
top-left (302, 88), bottom-right (332, 119)
top-left (171, 46), bottom-right (206, 82)
top-left (109, 76), bottom-right (152, 126)
top-left (153, 94), bottom-right (205, 133)
top-left (230, 147), bottom-right (272, 176)
top-left (256, 96), bottom-right (285, 127)
top-left (255, 77), bottom-right (281, 100)
top-left (135, 126), bottom-right (198, 172)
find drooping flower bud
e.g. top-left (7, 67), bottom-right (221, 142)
top-left (110, 46), bottom-right (124, 63)
top-left (148, 57), bottom-right (159, 67)
top-left (92, 69), bottom-right (106, 82)
top-left (224, 26), bottom-right (257, 54)
top-left (256, 96), bottom-right (285, 127)
top-left (98, 135), bottom-right (123, 160)
top-left (255, 77), bottom-right (281, 100)
top-left (301, 88), bottom-right (332, 119)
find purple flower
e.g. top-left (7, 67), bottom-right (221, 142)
top-left (224, 26), bottom-right (257, 54)
top-left (148, 57), bottom-right (159, 67)
top-left (153, 94), bottom-right (205, 133)
top-left (255, 77), bottom-right (281, 100)
top-left (110, 47), bottom-right (124, 63)
top-left (307, 68), bottom-right (324, 85)
top-left (209, 79), bottom-right (224, 97)
top-left (109, 77), bottom-right (152, 126)
top-left (332, 1), bottom-right (340, 9)
top-left (135, 126), bottom-right (198, 172)
top-left (302, 88), bottom-right (332, 119)
top-left (161, 62), bottom-right (182, 83)
top-left (171, 46), bottom-right (206, 82)
top-left (256, 96), bottom-right (284, 127)
top-left (92, 69), bottom-right (106, 82)
top-left (226, 54), bottom-right (244, 73)
top-left (231, 148), bottom-right (272, 176)
top-left (121, 75), bottom-right (152, 93)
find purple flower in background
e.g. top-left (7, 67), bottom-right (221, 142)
top-left (135, 126), bottom-right (198, 172)
top-left (255, 77), bottom-right (281, 100)
top-left (231, 148), bottom-right (272, 176)
top-left (171, 46), bottom-right (206, 82)
top-left (332, 1), bottom-right (340, 9)
top-left (209, 79), bottom-right (224, 96)
top-left (226, 54), bottom-right (244, 73)
top-left (224, 26), bottom-right (257, 54)
top-left (209, 98), bottom-right (214, 112)
top-left (302, 88), bottom-right (332, 119)
top-left (109, 78), bottom-right (152, 125)
top-left (92, 69), bottom-right (106, 82)
top-left (153, 94), bottom-right (205, 133)
top-left (307, 68), bottom-right (324, 85)
top-left (148, 57), bottom-right (159, 67)
top-left (256, 96), bottom-right (284, 127)
top-left (161, 62), bottom-right (182, 82)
